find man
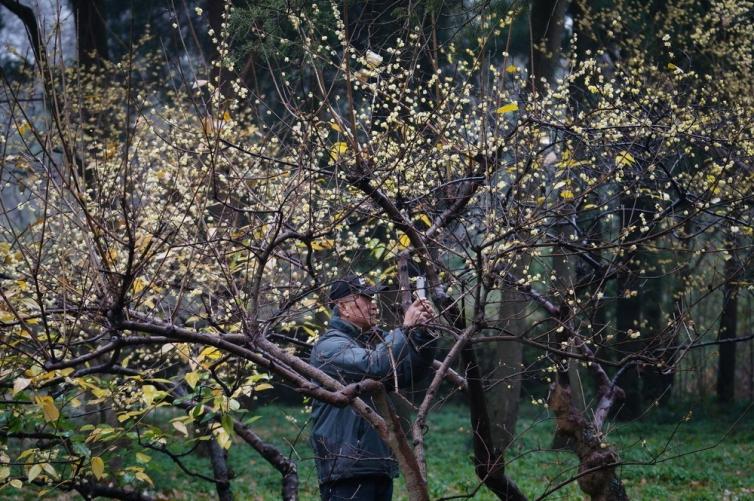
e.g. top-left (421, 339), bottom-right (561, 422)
top-left (310, 274), bottom-right (436, 501)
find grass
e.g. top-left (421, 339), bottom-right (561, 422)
top-left (137, 401), bottom-right (754, 500)
top-left (6, 401), bottom-right (754, 500)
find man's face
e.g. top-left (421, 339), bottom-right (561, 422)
top-left (337, 294), bottom-right (379, 329)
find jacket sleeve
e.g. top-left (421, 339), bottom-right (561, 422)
top-left (311, 330), bottom-right (413, 385)
top-left (312, 329), bottom-right (436, 389)
top-left (398, 327), bottom-right (437, 389)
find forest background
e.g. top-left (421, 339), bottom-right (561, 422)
top-left (1, 0), bottom-right (753, 499)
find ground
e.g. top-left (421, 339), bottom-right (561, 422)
top-left (4, 400), bottom-right (753, 500)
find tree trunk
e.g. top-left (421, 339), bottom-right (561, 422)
top-left (548, 381), bottom-right (628, 501)
top-left (717, 236), bottom-right (738, 402)
top-left (529, 0), bottom-right (571, 93)
top-left (641, 252), bottom-right (671, 405)
top-left (462, 345), bottom-right (527, 501)
top-left (208, 437), bottom-right (233, 501)
top-left (71, 0), bottom-right (109, 66)
top-left (486, 274), bottom-right (528, 452)
top-left (206, 0), bottom-right (233, 99)
top-left (615, 198), bottom-right (644, 420)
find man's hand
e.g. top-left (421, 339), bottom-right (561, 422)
top-left (403, 298), bottom-right (434, 329)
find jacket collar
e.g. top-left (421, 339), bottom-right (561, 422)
top-left (328, 312), bottom-right (362, 339)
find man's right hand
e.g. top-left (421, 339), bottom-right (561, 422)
top-left (403, 298), bottom-right (434, 329)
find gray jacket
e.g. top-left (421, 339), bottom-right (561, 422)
top-left (309, 313), bottom-right (436, 483)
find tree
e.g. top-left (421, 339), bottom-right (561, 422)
top-left (1, 1), bottom-right (753, 500)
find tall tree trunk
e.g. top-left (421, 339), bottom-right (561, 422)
top-left (206, 0), bottom-right (233, 99)
top-left (487, 288), bottom-right (525, 453)
top-left (641, 250), bottom-right (671, 404)
top-left (462, 345), bottom-right (527, 501)
top-left (71, 0), bottom-right (109, 67)
top-left (441, 285), bottom-right (525, 500)
top-left (717, 235), bottom-right (738, 402)
top-left (529, 0), bottom-right (571, 93)
top-left (615, 197), bottom-right (644, 420)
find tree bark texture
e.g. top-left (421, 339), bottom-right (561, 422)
top-left (529, 0), bottom-right (571, 91)
top-left (717, 237), bottom-right (738, 402)
top-left (548, 382), bottom-right (629, 501)
top-left (208, 436), bottom-right (233, 501)
top-left (462, 345), bottom-right (527, 501)
top-left (485, 279), bottom-right (529, 453)
top-left (71, 0), bottom-right (109, 66)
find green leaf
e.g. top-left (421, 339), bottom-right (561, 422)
top-left (72, 443), bottom-right (91, 458)
top-left (221, 414), bottom-right (234, 437)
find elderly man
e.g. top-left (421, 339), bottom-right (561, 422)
top-left (309, 274), bottom-right (436, 501)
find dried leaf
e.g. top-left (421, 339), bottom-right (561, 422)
top-left (27, 464), bottom-right (41, 482)
top-left (12, 377), bottom-right (31, 396)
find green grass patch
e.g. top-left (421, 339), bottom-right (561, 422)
top-left (5, 402), bottom-right (753, 500)
top-left (142, 402), bottom-right (754, 500)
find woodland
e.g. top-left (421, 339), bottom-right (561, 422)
top-left (0, 0), bottom-right (753, 500)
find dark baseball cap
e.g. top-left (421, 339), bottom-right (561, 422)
top-left (328, 275), bottom-right (386, 304)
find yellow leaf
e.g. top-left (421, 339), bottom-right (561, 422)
top-left (560, 190), bottom-right (575, 201)
top-left (141, 385), bottom-right (160, 406)
top-left (103, 142), bottom-right (118, 160)
top-left (211, 425), bottom-right (233, 450)
top-left (557, 150), bottom-right (588, 169)
top-left (329, 142), bottom-right (349, 161)
top-left (254, 383), bottom-right (273, 392)
top-left (185, 371), bottom-right (201, 389)
top-left (222, 111), bottom-right (232, 121)
top-left (310, 239), bottom-right (335, 251)
top-left (27, 464), bottom-right (41, 482)
top-left (505, 64), bottom-right (518, 74)
top-left (41, 463), bottom-right (57, 479)
top-left (172, 420), bottom-right (189, 437)
top-left (12, 377), bottom-right (31, 396)
top-left (416, 213), bottom-right (432, 227)
top-left (17, 122), bottom-right (31, 136)
top-left (495, 102), bottom-right (518, 114)
top-left (198, 347), bottom-right (222, 363)
top-left (135, 471), bottom-right (154, 486)
top-left (131, 277), bottom-right (146, 294)
top-left (10, 479), bottom-right (23, 489)
top-left (667, 62), bottom-right (683, 73)
top-left (91, 457), bottom-right (105, 480)
top-left (329, 121), bottom-right (342, 133)
top-left (135, 232), bottom-right (153, 253)
top-left (35, 396), bottom-right (59, 422)
top-left (397, 232), bottom-right (411, 249)
top-left (106, 247), bottom-right (118, 266)
top-left (615, 151), bottom-right (635, 167)
top-left (135, 452), bottom-right (151, 464)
